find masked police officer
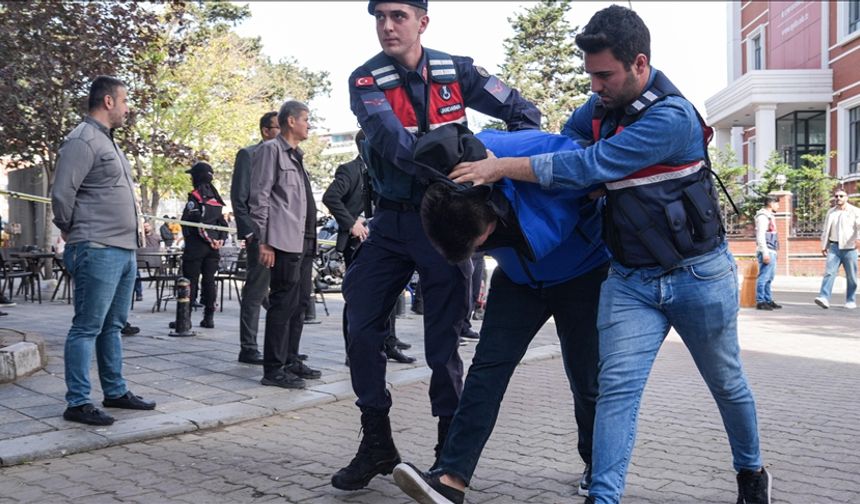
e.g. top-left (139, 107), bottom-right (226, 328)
top-left (331, 0), bottom-right (541, 492)
top-left (181, 161), bottom-right (228, 329)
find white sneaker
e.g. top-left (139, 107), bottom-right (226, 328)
top-left (846, 302), bottom-right (857, 310)
top-left (814, 297), bottom-right (830, 309)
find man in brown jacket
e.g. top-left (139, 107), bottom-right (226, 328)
top-left (249, 100), bottom-right (322, 389)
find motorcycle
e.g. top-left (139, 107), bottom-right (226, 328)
top-left (313, 215), bottom-right (345, 293)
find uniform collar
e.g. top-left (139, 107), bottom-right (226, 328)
top-left (391, 47), bottom-right (428, 83)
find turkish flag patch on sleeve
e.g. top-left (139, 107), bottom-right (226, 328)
top-left (355, 76), bottom-right (375, 87)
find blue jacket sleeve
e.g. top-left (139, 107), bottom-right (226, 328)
top-left (531, 96), bottom-right (704, 190)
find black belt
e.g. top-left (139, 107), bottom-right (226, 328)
top-left (377, 198), bottom-right (418, 212)
top-left (829, 241), bottom-right (839, 245)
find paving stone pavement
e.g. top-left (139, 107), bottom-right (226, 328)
top-left (0, 279), bottom-right (858, 503)
top-left (0, 281), bottom-right (559, 466)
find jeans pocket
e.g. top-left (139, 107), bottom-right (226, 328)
top-left (688, 251), bottom-right (734, 281)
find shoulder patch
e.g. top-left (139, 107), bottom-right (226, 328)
top-left (360, 91), bottom-right (392, 116)
top-left (475, 66), bottom-right (490, 78)
top-left (186, 201), bottom-right (196, 210)
top-left (355, 76), bottom-right (375, 87)
top-left (483, 76), bottom-right (511, 104)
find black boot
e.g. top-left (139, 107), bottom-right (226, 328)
top-left (385, 345), bottom-right (416, 364)
top-left (200, 310), bottom-right (214, 329)
top-left (331, 410), bottom-right (401, 490)
top-left (430, 415), bottom-right (453, 471)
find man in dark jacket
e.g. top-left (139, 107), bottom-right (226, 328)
top-left (230, 111), bottom-right (279, 364)
top-left (181, 161), bottom-right (228, 329)
top-left (322, 130), bottom-right (415, 365)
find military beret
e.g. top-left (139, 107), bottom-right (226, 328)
top-left (368, 0), bottom-right (428, 15)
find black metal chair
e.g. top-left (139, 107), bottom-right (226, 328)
top-left (215, 248), bottom-right (246, 312)
top-left (0, 249), bottom-right (36, 302)
top-left (50, 255), bottom-right (72, 304)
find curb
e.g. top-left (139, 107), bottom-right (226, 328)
top-left (0, 330), bottom-right (47, 384)
top-left (0, 343), bottom-right (561, 466)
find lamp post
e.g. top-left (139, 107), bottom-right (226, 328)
top-left (775, 173), bottom-right (787, 192)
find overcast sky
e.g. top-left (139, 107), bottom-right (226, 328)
top-left (234, 1), bottom-right (729, 133)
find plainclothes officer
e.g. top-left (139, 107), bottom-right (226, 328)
top-left (331, 0), bottom-right (541, 492)
top-left (449, 6), bottom-right (771, 504)
top-left (180, 161), bottom-right (228, 329)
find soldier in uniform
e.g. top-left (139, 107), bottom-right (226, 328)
top-left (331, 0), bottom-right (541, 492)
top-left (180, 161), bottom-right (228, 329)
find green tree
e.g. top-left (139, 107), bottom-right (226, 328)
top-left (0, 0), bottom-right (161, 247)
top-left (119, 2), bottom-right (330, 214)
top-left (491, 0), bottom-right (589, 132)
top-left (709, 146), bottom-right (750, 232)
top-left (746, 152), bottom-right (837, 236)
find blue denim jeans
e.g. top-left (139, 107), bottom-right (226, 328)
top-left (755, 250), bottom-right (776, 303)
top-left (63, 242), bottom-right (136, 407)
top-left (590, 244), bottom-right (762, 503)
top-left (818, 243), bottom-right (858, 303)
top-left (436, 265), bottom-right (606, 485)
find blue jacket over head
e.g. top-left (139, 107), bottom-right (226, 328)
top-left (475, 129), bottom-right (609, 287)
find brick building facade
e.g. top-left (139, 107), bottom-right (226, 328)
top-left (705, 1), bottom-right (860, 196)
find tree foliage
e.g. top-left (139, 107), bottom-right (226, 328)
top-left (119, 2), bottom-right (331, 214)
top-left (0, 0), bottom-right (161, 246)
top-left (493, 0), bottom-right (589, 132)
top-left (0, 1), bottom-right (159, 171)
top-left (0, 0), bottom-right (332, 234)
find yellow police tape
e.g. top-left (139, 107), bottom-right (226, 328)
top-left (0, 188), bottom-right (337, 246)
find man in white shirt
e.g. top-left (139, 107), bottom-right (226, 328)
top-left (814, 188), bottom-right (860, 309)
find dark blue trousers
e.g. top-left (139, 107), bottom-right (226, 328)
top-left (436, 264), bottom-right (608, 485)
top-left (343, 208), bottom-right (470, 416)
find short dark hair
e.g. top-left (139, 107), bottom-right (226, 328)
top-left (259, 111), bottom-right (277, 134)
top-left (88, 75), bottom-right (127, 111)
top-left (420, 183), bottom-right (496, 264)
top-left (575, 5), bottom-right (650, 69)
top-left (277, 100), bottom-right (309, 128)
top-left (764, 196), bottom-right (779, 206)
top-left (354, 129), bottom-right (366, 151)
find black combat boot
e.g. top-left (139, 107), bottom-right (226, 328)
top-left (331, 410), bottom-right (401, 490)
top-left (200, 310), bottom-right (214, 329)
top-left (430, 415), bottom-right (453, 471)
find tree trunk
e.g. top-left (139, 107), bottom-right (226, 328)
top-left (41, 159), bottom-right (54, 252)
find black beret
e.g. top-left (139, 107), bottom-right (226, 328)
top-left (368, 0), bottom-right (428, 15)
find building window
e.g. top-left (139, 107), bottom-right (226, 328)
top-left (851, 0), bottom-right (860, 35)
top-left (746, 26), bottom-right (765, 72)
top-left (851, 106), bottom-right (860, 174)
top-left (752, 35), bottom-right (762, 70)
top-left (776, 111), bottom-right (826, 169)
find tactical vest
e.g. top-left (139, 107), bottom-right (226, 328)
top-left (759, 211), bottom-right (779, 251)
top-left (595, 70), bottom-right (724, 270)
top-left (363, 48), bottom-right (467, 205)
top-left (185, 189), bottom-right (224, 246)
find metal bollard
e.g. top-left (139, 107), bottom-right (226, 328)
top-left (169, 277), bottom-right (196, 337)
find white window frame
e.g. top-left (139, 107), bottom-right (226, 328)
top-left (836, 0), bottom-right (860, 45)
top-left (837, 94), bottom-right (860, 181)
top-left (746, 25), bottom-right (766, 72)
